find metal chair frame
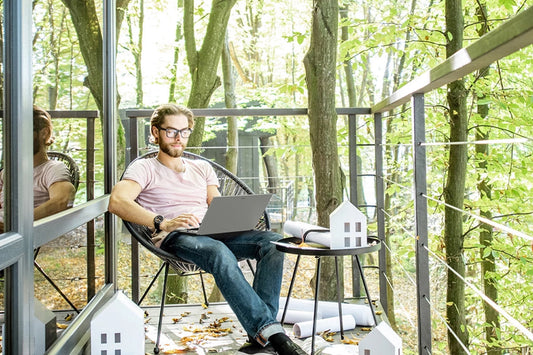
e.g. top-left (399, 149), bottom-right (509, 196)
top-left (122, 149), bottom-right (270, 354)
top-left (34, 151), bottom-right (81, 313)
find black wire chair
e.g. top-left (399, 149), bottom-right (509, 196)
top-left (34, 151), bottom-right (80, 313)
top-left (122, 150), bottom-right (270, 354)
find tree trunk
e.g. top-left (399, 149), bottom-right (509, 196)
top-left (126, 0), bottom-right (144, 106)
top-left (304, 0), bottom-right (342, 301)
top-left (222, 32), bottom-right (238, 173)
top-left (444, 0), bottom-right (469, 352)
top-left (61, 0), bottom-right (130, 170)
top-left (184, 0), bottom-right (237, 149)
top-left (47, 4), bottom-right (68, 110)
top-left (206, 29), bottom-right (239, 304)
top-left (260, 136), bottom-right (279, 196)
top-left (475, 3), bottom-right (500, 354)
top-left (168, 3), bottom-right (183, 103)
top-left (164, 269), bottom-right (188, 304)
top-left (61, 0), bottom-right (104, 110)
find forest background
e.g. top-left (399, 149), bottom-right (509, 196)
top-left (2, 0), bottom-right (532, 354)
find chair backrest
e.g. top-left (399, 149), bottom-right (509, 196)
top-left (122, 149), bottom-right (271, 273)
top-left (48, 151), bottom-right (80, 191)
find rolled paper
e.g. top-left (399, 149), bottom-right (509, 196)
top-left (283, 220), bottom-right (331, 247)
top-left (293, 315), bottom-right (356, 338)
top-left (280, 297), bottom-right (375, 326)
top-left (276, 309), bottom-right (322, 324)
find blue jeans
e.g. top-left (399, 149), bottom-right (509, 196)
top-left (160, 229), bottom-right (285, 345)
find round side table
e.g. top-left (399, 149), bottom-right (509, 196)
top-left (273, 236), bottom-right (381, 354)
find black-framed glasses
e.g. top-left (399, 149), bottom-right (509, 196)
top-left (157, 126), bottom-right (193, 139)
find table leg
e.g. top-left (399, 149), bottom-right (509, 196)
top-left (334, 256), bottom-right (344, 339)
top-left (355, 255), bottom-right (378, 326)
top-left (281, 254), bottom-right (301, 325)
top-left (311, 256), bottom-right (321, 355)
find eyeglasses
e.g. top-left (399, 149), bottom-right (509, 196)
top-left (157, 126), bottom-right (193, 139)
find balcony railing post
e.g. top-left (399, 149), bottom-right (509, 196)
top-left (348, 113), bottom-right (361, 298)
top-left (129, 115), bottom-right (140, 303)
top-left (374, 112), bottom-right (388, 315)
top-left (412, 94), bottom-right (432, 354)
top-left (87, 116), bottom-right (96, 300)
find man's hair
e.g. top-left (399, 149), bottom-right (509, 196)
top-left (33, 105), bottom-right (54, 147)
top-left (150, 103), bottom-right (194, 129)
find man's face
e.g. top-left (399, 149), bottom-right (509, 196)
top-left (33, 127), bottom-right (50, 155)
top-left (156, 114), bottom-right (190, 158)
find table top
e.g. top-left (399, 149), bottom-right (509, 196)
top-left (272, 236), bottom-right (381, 256)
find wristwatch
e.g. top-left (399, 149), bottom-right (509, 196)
top-left (153, 215), bottom-right (164, 233)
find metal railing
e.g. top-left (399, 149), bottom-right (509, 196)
top-left (1, 2), bottom-right (531, 353)
top-left (368, 6), bottom-right (533, 354)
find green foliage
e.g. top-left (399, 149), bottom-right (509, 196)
top-left (26, 0), bottom-right (533, 352)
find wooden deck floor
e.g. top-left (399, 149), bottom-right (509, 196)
top-left (140, 300), bottom-right (383, 354)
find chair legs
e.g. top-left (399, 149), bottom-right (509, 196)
top-left (245, 259), bottom-right (256, 277)
top-left (138, 263), bottom-right (167, 306)
top-left (199, 272), bottom-right (209, 306)
top-left (33, 255), bottom-right (80, 313)
top-left (154, 263), bottom-right (171, 354)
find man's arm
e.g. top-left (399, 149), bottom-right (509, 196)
top-left (34, 180), bottom-right (76, 220)
top-left (108, 179), bottom-right (157, 228)
top-left (206, 184), bottom-right (221, 205)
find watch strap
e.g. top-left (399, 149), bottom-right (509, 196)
top-left (153, 215), bottom-right (164, 233)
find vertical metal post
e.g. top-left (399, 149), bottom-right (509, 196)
top-left (103, 0), bottom-right (117, 289)
top-left (3, 0), bottom-right (34, 353)
top-left (412, 94), bottom-right (432, 354)
top-left (374, 112), bottom-right (388, 315)
top-left (348, 113), bottom-right (361, 297)
top-left (129, 116), bottom-right (140, 302)
top-left (86, 117), bottom-right (96, 300)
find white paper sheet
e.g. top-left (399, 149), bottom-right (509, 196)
top-left (280, 297), bottom-right (375, 326)
top-left (293, 315), bottom-right (356, 338)
top-left (283, 220), bottom-right (331, 247)
top-left (276, 309), bottom-right (322, 324)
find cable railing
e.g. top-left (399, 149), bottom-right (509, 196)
top-left (373, 135), bottom-right (533, 352)
top-left (363, 5), bottom-right (533, 354)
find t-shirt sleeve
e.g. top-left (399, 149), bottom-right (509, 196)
top-left (204, 162), bottom-right (220, 187)
top-left (43, 161), bottom-right (71, 188)
top-left (122, 159), bottom-right (152, 189)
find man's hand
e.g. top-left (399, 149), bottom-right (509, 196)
top-left (162, 213), bottom-right (201, 232)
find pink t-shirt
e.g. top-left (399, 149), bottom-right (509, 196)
top-left (0, 159), bottom-right (71, 223)
top-left (123, 157), bottom-right (219, 222)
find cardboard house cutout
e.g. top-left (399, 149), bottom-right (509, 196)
top-left (329, 200), bottom-right (367, 249)
top-left (90, 291), bottom-right (144, 355)
top-left (34, 298), bottom-right (57, 353)
top-left (358, 321), bottom-right (402, 355)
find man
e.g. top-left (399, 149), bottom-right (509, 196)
top-left (0, 105), bottom-right (76, 232)
top-left (108, 103), bottom-right (306, 355)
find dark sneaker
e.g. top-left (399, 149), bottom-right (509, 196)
top-left (269, 333), bottom-right (307, 355)
top-left (238, 339), bottom-right (277, 354)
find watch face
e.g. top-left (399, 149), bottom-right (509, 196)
top-left (154, 215), bottom-right (164, 230)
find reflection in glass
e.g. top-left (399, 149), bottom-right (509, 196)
top-left (0, 106), bottom-right (76, 233)
top-left (29, 0), bottom-right (106, 311)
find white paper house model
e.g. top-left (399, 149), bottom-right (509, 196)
top-left (359, 321), bottom-right (402, 355)
top-left (329, 200), bottom-right (367, 249)
top-left (90, 291), bottom-right (144, 355)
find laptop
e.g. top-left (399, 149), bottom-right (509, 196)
top-left (177, 194), bottom-right (272, 238)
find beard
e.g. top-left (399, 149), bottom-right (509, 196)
top-left (34, 135), bottom-right (41, 155)
top-left (159, 140), bottom-right (185, 158)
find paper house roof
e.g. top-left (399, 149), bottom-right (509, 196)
top-left (90, 291), bottom-right (145, 355)
top-left (359, 321), bottom-right (402, 355)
